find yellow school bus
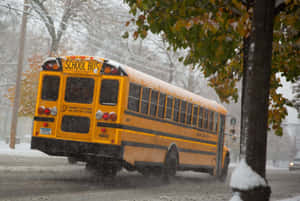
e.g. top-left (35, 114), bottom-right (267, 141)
top-left (31, 55), bottom-right (229, 180)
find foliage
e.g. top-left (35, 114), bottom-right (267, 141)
top-left (6, 54), bottom-right (43, 116)
top-left (123, 0), bottom-right (300, 135)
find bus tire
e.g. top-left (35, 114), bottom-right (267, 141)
top-left (139, 167), bottom-right (151, 177)
top-left (217, 154), bottom-right (230, 182)
top-left (162, 147), bottom-right (178, 182)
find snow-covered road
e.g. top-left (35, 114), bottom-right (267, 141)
top-left (0, 141), bottom-right (299, 201)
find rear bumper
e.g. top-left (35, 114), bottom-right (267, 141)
top-left (31, 136), bottom-right (123, 160)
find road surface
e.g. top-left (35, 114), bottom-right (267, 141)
top-left (0, 155), bottom-right (299, 201)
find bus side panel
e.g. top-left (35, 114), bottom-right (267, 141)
top-left (178, 152), bottom-right (215, 167)
top-left (120, 130), bottom-right (166, 166)
top-left (123, 146), bottom-right (166, 166)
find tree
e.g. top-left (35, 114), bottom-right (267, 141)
top-left (123, 0), bottom-right (299, 200)
top-left (30, 0), bottom-right (104, 56)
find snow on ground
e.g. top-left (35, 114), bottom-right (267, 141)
top-left (0, 140), bottom-right (48, 157)
top-left (278, 196), bottom-right (300, 201)
top-left (1, 141), bottom-right (299, 201)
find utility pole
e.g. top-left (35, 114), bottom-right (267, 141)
top-left (9, 0), bottom-right (29, 149)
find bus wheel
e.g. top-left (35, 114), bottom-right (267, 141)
top-left (139, 167), bottom-right (151, 177)
top-left (162, 148), bottom-right (178, 182)
top-left (217, 155), bottom-right (230, 182)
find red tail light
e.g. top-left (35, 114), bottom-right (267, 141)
top-left (101, 128), bottom-right (106, 132)
top-left (109, 112), bottom-right (117, 121)
top-left (44, 108), bottom-right (51, 115)
top-left (111, 68), bottom-right (119, 74)
top-left (38, 107), bottom-right (44, 115)
top-left (103, 112), bottom-right (109, 120)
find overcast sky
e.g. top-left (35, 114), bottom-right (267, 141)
top-left (278, 77), bottom-right (299, 124)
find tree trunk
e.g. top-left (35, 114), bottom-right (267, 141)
top-left (49, 39), bottom-right (59, 56)
top-left (236, 0), bottom-right (275, 200)
top-left (240, 0), bottom-right (253, 160)
top-left (240, 35), bottom-right (250, 159)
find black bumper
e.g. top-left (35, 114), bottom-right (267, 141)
top-left (31, 136), bottom-right (123, 159)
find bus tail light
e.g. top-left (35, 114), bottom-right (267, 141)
top-left (103, 65), bottom-right (120, 75)
top-left (109, 112), bottom-right (117, 121)
top-left (38, 106), bottom-right (45, 115)
top-left (42, 59), bottom-right (61, 71)
top-left (101, 128), bottom-right (106, 132)
top-left (44, 108), bottom-right (51, 115)
top-left (103, 112), bottom-right (109, 120)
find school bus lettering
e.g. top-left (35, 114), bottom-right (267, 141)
top-left (31, 55), bottom-right (229, 181)
top-left (62, 59), bottom-right (102, 74)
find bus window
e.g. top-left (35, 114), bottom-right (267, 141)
top-left (214, 112), bottom-right (219, 132)
top-left (173, 98), bottom-right (180, 122)
top-left (180, 101), bottom-right (187, 123)
top-left (100, 79), bottom-right (119, 105)
top-left (209, 111), bottom-right (214, 130)
top-left (186, 103), bottom-right (192, 124)
top-left (204, 109), bottom-right (209, 129)
top-left (41, 75), bottom-right (60, 101)
top-left (166, 96), bottom-right (173, 119)
top-left (198, 107), bottom-right (203, 128)
top-left (128, 83), bottom-right (141, 112)
top-left (141, 87), bottom-right (150, 114)
top-left (65, 77), bottom-right (94, 104)
top-left (158, 93), bottom-right (166, 118)
top-left (61, 115), bottom-right (90, 133)
top-left (150, 90), bottom-right (158, 116)
top-left (192, 105), bottom-right (198, 126)
top-left (220, 114), bottom-right (225, 134)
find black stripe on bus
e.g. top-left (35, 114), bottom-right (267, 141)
top-left (122, 141), bottom-right (167, 150)
top-left (124, 110), bottom-right (217, 135)
top-left (97, 122), bottom-right (217, 145)
top-left (134, 162), bottom-right (215, 171)
top-left (135, 161), bottom-right (163, 167)
top-left (179, 164), bottom-right (214, 170)
top-left (34, 116), bottom-right (55, 122)
top-left (179, 148), bottom-right (216, 155)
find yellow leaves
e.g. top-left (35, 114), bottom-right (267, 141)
top-left (284, 0), bottom-right (292, 4)
top-left (232, 0), bottom-right (243, 10)
top-left (185, 20), bottom-right (193, 30)
top-left (296, 37), bottom-right (300, 46)
top-left (6, 53), bottom-right (44, 116)
top-left (133, 31), bottom-right (139, 40)
top-left (174, 19), bottom-right (186, 31)
top-left (216, 46), bottom-right (224, 58)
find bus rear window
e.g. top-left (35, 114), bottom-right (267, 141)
top-left (100, 79), bottom-right (119, 105)
top-left (41, 75), bottom-right (60, 101)
top-left (65, 77), bottom-right (94, 104)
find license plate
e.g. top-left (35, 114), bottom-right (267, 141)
top-left (40, 127), bottom-right (51, 135)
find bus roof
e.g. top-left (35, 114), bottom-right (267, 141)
top-left (107, 59), bottom-right (227, 114)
